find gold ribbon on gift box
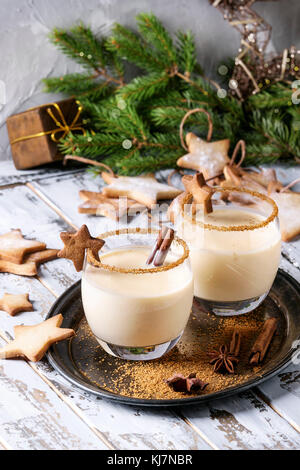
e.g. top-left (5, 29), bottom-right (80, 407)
top-left (11, 101), bottom-right (86, 145)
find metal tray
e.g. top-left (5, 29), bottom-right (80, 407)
top-left (46, 269), bottom-right (300, 407)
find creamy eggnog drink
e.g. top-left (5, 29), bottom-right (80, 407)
top-left (82, 229), bottom-right (193, 360)
top-left (176, 188), bottom-right (280, 315)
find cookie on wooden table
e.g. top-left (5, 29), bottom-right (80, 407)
top-left (0, 249), bottom-right (59, 276)
top-left (0, 229), bottom-right (46, 264)
top-left (0, 314), bottom-right (75, 362)
top-left (78, 190), bottom-right (145, 220)
top-left (268, 184), bottom-right (300, 242)
top-left (101, 172), bottom-right (181, 208)
top-left (0, 293), bottom-right (33, 316)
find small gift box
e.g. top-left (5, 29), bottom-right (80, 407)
top-left (6, 98), bottom-right (85, 170)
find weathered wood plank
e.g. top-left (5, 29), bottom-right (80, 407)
top-left (0, 334), bottom-right (108, 450)
top-left (28, 171), bottom-right (103, 231)
top-left (0, 160), bottom-right (82, 187)
top-left (181, 390), bottom-right (300, 450)
top-left (28, 170), bottom-right (300, 449)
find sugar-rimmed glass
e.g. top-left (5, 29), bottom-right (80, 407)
top-left (81, 228), bottom-right (193, 360)
top-left (175, 187), bottom-right (281, 316)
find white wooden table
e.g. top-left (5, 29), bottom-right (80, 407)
top-left (0, 159), bottom-right (300, 451)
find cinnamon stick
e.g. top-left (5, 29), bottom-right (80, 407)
top-left (249, 318), bottom-right (277, 365)
top-left (146, 226), bottom-right (175, 267)
top-left (229, 327), bottom-right (242, 357)
top-left (153, 228), bottom-right (175, 267)
top-left (146, 226), bottom-right (168, 265)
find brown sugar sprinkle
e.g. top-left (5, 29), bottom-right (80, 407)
top-left (73, 300), bottom-right (283, 400)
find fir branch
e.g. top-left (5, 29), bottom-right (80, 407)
top-left (115, 149), bottom-right (182, 175)
top-left (43, 73), bottom-right (114, 100)
top-left (251, 110), bottom-right (295, 156)
top-left (149, 105), bottom-right (192, 128)
top-left (107, 24), bottom-right (166, 73)
top-left (136, 13), bottom-right (177, 66)
top-left (45, 13), bottom-right (299, 174)
top-left (118, 72), bottom-right (171, 103)
top-left (80, 97), bottom-right (150, 140)
top-left (50, 26), bottom-right (124, 86)
top-left (247, 82), bottom-right (293, 109)
top-left (70, 24), bottom-right (108, 70)
top-left (72, 23), bottom-right (125, 82)
top-left (176, 31), bottom-right (197, 75)
top-left (49, 27), bottom-right (101, 72)
top-left (60, 132), bottom-right (128, 158)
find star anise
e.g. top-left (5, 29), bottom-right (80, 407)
top-left (165, 373), bottom-right (208, 393)
top-left (209, 345), bottom-right (239, 374)
top-left (208, 328), bottom-right (242, 374)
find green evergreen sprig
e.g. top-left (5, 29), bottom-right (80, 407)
top-left (43, 12), bottom-right (300, 175)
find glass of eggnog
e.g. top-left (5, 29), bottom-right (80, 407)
top-left (175, 187), bottom-right (281, 316)
top-left (81, 228), bottom-right (193, 360)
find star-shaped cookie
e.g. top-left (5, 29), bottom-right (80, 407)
top-left (101, 172), bottom-right (181, 208)
top-left (221, 166), bottom-right (272, 194)
top-left (245, 168), bottom-right (277, 188)
top-left (0, 249), bottom-right (59, 276)
top-left (0, 293), bottom-right (33, 316)
top-left (0, 229), bottom-right (46, 264)
top-left (268, 185), bottom-right (300, 242)
top-left (220, 165), bottom-right (267, 205)
top-left (78, 190), bottom-right (145, 220)
top-left (177, 132), bottom-right (230, 179)
top-left (58, 224), bottom-right (105, 272)
top-left (185, 172), bottom-right (214, 214)
top-left (0, 314), bottom-right (75, 362)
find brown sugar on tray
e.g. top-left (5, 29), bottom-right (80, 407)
top-left (72, 301), bottom-right (282, 400)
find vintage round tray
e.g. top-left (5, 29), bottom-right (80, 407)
top-left (46, 269), bottom-right (300, 407)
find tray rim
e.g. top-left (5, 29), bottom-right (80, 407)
top-left (46, 269), bottom-right (300, 407)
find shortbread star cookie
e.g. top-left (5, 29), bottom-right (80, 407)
top-left (78, 190), bottom-right (145, 220)
top-left (168, 172), bottom-right (215, 221)
top-left (221, 165), bottom-right (267, 205)
top-left (0, 249), bottom-right (59, 276)
top-left (58, 224), bottom-right (105, 272)
top-left (0, 229), bottom-right (46, 264)
top-left (177, 132), bottom-right (230, 179)
top-left (185, 172), bottom-right (214, 214)
top-left (0, 314), bottom-right (75, 362)
top-left (268, 184), bottom-right (300, 242)
top-left (101, 172), bottom-right (181, 208)
top-left (221, 166), bottom-right (271, 194)
top-left (245, 168), bottom-right (277, 188)
top-left (0, 293), bottom-right (33, 316)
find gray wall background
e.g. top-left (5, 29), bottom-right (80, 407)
top-left (0, 0), bottom-right (299, 162)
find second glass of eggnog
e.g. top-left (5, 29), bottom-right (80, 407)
top-left (81, 228), bottom-right (193, 360)
top-left (175, 187), bottom-right (281, 316)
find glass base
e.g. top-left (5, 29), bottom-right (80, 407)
top-left (195, 293), bottom-right (268, 316)
top-left (96, 332), bottom-right (183, 360)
